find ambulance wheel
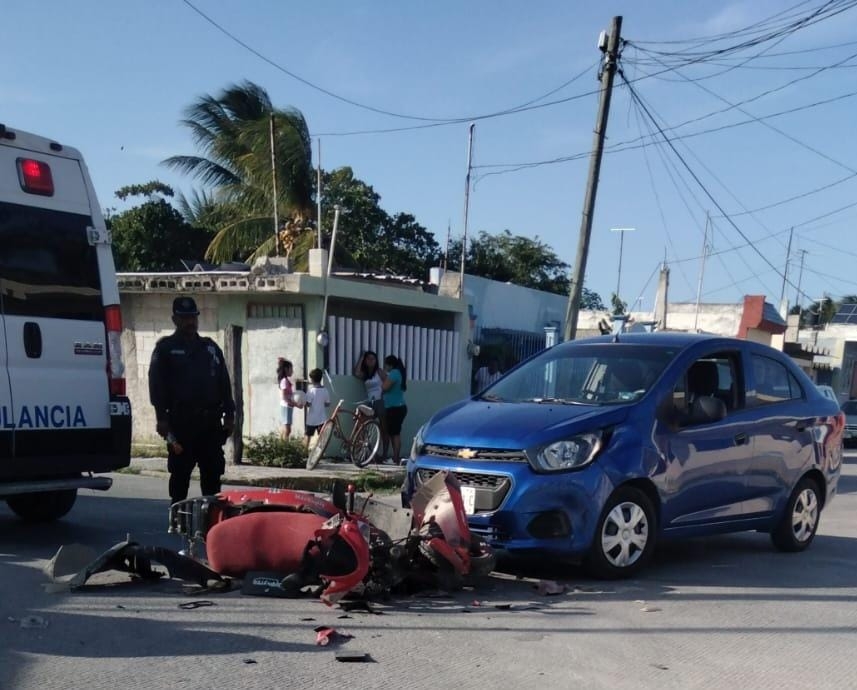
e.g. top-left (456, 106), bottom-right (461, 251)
top-left (6, 489), bottom-right (77, 522)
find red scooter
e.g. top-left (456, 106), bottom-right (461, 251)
top-left (168, 471), bottom-right (494, 604)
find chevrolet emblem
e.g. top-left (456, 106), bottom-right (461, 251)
top-left (457, 448), bottom-right (478, 459)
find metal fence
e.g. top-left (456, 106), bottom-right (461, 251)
top-left (327, 316), bottom-right (461, 383)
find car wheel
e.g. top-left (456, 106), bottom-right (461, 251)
top-left (584, 487), bottom-right (657, 579)
top-left (770, 477), bottom-right (821, 552)
top-left (6, 489), bottom-right (77, 522)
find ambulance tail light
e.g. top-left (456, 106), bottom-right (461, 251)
top-left (104, 305), bottom-right (126, 396)
top-left (17, 158), bottom-right (54, 196)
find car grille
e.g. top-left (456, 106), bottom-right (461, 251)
top-left (417, 468), bottom-right (511, 512)
top-left (468, 524), bottom-right (510, 544)
top-left (423, 443), bottom-right (527, 462)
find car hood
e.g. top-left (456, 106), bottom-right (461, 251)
top-left (423, 400), bottom-right (631, 449)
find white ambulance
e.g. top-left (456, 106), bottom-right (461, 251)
top-left (0, 123), bottom-right (131, 521)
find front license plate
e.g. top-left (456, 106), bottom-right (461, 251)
top-left (461, 486), bottom-right (476, 515)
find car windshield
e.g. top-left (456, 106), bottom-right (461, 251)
top-left (479, 343), bottom-right (676, 405)
top-left (841, 400), bottom-right (857, 414)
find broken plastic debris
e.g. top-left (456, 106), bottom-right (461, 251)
top-left (335, 650), bottom-right (371, 662)
top-left (314, 626), bottom-right (353, 646)
top-left (651, 663), bottom-right (669, 671)
top-left (243, 658), bottom-right (257, 665)
top-left (339, 601), bottom-right (382, 614)
top-left (535, 580), bottom-right (567, 596)
top-left (19, 615), bottom-right (48, 629)
top-left (640, 606), bottom-right (662, 613)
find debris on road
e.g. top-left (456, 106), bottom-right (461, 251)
top-left (339, 600), bottom-right (384, 614)
top-left (335, 650), bottom-right (371, 662)
top-left (242, 658), bottom-right (257, 665)
top-left (18, 615), bottom-right (48, 629)
top-left (43, 539), bottom-right (227, 591)
top-left (535, 580), bottom-right (567, 596)
top-left (314, 626), bottom-right (353, 646)
top-left (178, 600), bottom-right (216, 610)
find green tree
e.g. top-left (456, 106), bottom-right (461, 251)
top-left (318, 167), bottom-right (440, 278)
top-left (109, 183), bottom-right (211, 272)
top-left (447, 230), bottom-right (604, 305)
top-left (164, 81), bottom-right (314, 263)
top-left (610, 292), bottom-right (627, 316)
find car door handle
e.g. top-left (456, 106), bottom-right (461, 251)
top-left (23, 322), bottom-right (42, 359)
top-left (734, 432), bottom-right (749, 446)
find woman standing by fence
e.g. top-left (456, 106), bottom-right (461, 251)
top-left (379, 355), bottom-right (407, 465)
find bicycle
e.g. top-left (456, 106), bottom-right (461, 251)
top-left (306, 399), bottom-right (382, 470)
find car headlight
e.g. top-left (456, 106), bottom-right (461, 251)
top-left (529, 432), bottom-right (603, 472)
top-left (410, 424), bottom-right (426, 459)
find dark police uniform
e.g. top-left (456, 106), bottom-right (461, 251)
top-left (148, 297), bottom-right (235, 503)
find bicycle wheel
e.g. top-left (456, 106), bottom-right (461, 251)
top-left (350, 420), bottom-right (381, 468)
top-left (306, 420), bottom-right (334, 470)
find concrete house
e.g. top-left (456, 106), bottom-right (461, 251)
top-left (118, 256), bottom-right (470, 461)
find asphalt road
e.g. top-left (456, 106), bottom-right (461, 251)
top-left (1, 455), bottom-right (856, 690)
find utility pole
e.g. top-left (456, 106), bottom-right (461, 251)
top-left (316, 138), bottom-right (323, 249)
top-left (443, 219), bottom-right (451, 270)
top-left (795, 248), bottom-right (808, 314)
top-left (269, 113), bottom-right (280, 256)
top-left (458, 123), bottom-right (476, 298)
top-left (564, 16), bottom-right (623, 341)
top-left (779, 226), bottom-right (793, 310)
top-left (693, 212), bottom-right (711, 332)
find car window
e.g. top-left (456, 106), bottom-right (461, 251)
top-left (0, 201), bottom-right (103, 320)
top-left (841, 400), bottom-right (857, 414)
top-left (672, 351), bottom-right (742, 420)
top-left (752, 354), bottom-right (803, 405)
top-left (484, 344), bottom-right (674, 405)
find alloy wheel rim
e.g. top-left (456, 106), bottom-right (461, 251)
top-left (791, 488), bottom-right (819, 543)
top-left (601, 501), bottom-right (649, 568)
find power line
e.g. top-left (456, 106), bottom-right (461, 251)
top-left (621, 71), bottom-right (815, 304)
top-left (632, 50), bottom-right (857, 176)
top-left (474, 87), bottom-right (857, 176)
top-left (628, 93), bottom-right (750, 298)
top-left (183, 0), bottom-right (603, 128)
top-left (625, 1), bottom-right (857, 59)
top-left (630, 93), bottom-right (696, 294)
top-left (628, 0), bottom-right (818, 46)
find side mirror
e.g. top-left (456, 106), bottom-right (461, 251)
top-left (689, 396), bottom-right (727, 425)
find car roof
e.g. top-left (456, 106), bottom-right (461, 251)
top-left (566, 332), bottom-right (732, 347)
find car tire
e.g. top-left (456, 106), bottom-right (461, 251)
top-left (584, 486), bottom-right (657, 579)
top-left (770, 476), bottom-right (821, 553)
top-left (6, 489), bottom-right (77, 522)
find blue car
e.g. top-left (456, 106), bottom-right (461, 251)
top-left (404, 333), bottom-right (844, 578)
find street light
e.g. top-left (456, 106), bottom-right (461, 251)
top-left (610, 227), bottom-right (635, 302)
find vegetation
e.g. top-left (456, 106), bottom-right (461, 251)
top-left (108, 182), bottom-right (211, 272)
top-left (245, 434), bottom-right (308, 468)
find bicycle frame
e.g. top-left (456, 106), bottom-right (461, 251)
top-left (307, 399), bottom-right (381, 469)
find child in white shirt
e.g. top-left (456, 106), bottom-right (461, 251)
top-left (301, 368), bottom-right (330, 449)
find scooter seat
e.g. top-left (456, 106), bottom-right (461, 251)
top-left (206, 511), bottom-right (327, 577)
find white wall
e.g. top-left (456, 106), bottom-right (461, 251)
top-left (121, 293), bottom-right (223, 444)
top-left (245, 304), bottom-right (305, 437)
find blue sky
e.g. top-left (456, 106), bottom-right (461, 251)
top-left (3, 1), bottom-right (857, 309)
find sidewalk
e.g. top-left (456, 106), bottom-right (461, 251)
top-left (128, 456), bottom-right (406, 493)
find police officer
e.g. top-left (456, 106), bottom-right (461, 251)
top-left (148, 296), bottom-right (235, 504)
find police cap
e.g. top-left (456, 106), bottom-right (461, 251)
top-left (172, 296), bottom-right (200, 316)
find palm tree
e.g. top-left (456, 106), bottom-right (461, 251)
top-left (164, 81), bottom-right (314, 263)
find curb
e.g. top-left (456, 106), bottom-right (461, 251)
top-left (131, 467), bottom-right (405, 494)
